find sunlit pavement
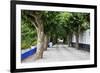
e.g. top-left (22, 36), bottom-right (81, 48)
top-left (22, 44), bottom-right (90, 63)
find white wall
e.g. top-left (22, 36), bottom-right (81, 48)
top-left (72, 29), bottom-right (90, 44)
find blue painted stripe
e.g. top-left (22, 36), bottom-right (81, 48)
top-left (21, 47), bottom-right (37, 60)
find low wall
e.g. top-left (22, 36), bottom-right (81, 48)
top-left (21, 47), bottom-right (37, 60)
top-left (71, 42), bottom-right (90, 52)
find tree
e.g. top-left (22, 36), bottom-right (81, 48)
top-left (22, 10), bottom-right (46, 60)
top-left (69, 12), bottom-right (90, 49)
top-left (42, 11), bottom-right (61, 45)
top-left (56, 12), bottom-right (72, 46)
top-left (21, 11), bottom-right (61, 60)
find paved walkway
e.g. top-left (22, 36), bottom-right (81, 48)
top-left (22, 44), bottom-right (90, 63)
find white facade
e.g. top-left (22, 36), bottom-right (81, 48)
top-left (72, 29), bottom-right (90, 44)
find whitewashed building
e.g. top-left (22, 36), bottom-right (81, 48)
top-left (71, 29), bottom-right (90, 51)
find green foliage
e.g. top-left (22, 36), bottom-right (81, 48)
top-left (21, 10), bottom-right (90, 49)
top-left (69, 12), bottom-right (90, 33)
top-left (21, 12), bottom-right (37, 49)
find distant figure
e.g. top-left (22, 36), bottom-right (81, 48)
top-left (49, 42), bottom-right (53, 48)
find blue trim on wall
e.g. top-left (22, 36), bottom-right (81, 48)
top-left (21, 47), bottom-right (37, 60)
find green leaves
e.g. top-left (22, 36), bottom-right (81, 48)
top-left (21, 15), bottom-right (37, 49)
top-left (21, 10), bottom-right (90, 49)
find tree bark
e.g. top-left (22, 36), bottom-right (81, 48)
top-left (67, 34), bottom-right (72, 47)
top-left (67, 35), bottom-right (70, 47)
top-left (55, 35), bottom-right (58, 44)
top-left (34, 29), bottom-right (44, 60)
top-left (43, 34), bottom-right (48, 51)
top-left (63, 37), bottom-right (66, 44)
top-left (32, 12), bottom-right (45, 60)
top-left (75, 33), bottom-right (79, 49)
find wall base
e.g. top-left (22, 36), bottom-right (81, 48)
top-left (71, 42), bottom-right (90, 52)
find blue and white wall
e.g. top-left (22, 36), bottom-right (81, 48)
top-left (71, 29), bottom-right (90, 51)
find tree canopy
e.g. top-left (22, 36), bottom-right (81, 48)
top-left (21, 10), bottom-right (90, 60)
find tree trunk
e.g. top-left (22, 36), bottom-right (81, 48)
top-left (44, 34), bottom-right (48, 51)
top-left (52, 35), bottom-right (55, 44)
top-left (30, 12), bottom-right (45, 60)
top-left (63, 37), bottom-right (66, 44)
top-left (67, 34), bottom-right (72, 47)
top-left (70, 34), bottom-right (72, 47)
top-left (34, 30), bottom-right (44, 60)
top-left (56, 35), bottom-right (58, 44)
top-left (53, 35), bottom-right (58, 44)
top-left (67, 35), bottom-right (70, 47)
top-left (75, 33), bottom-right (79, 49)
